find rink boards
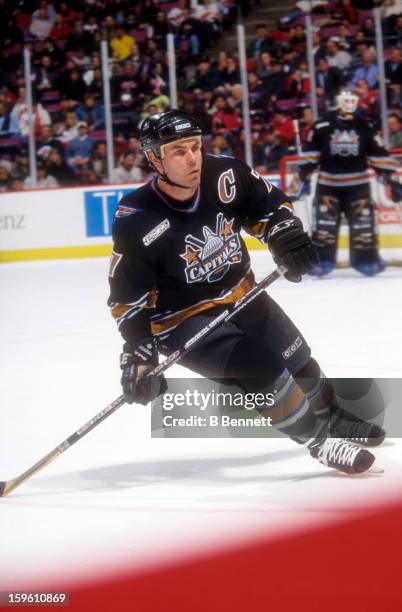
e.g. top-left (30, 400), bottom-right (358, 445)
top-left (0, 176), bottom-right (401, 263)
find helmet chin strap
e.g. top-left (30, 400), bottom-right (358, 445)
top-left (157, 161), bottom-right (193, 190)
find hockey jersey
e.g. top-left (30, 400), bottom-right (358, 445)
top-left (299, 111), bottom-right (398, 187)
top-left (108, 154), bottom-right (293, 346)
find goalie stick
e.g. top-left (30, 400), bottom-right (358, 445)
top-left (0, 267), bottom-right (283, 497)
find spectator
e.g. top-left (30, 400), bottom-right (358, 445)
top-left (220, 55), bottom-right (241, 85)
top-left (349, 50), bottom-right (379, 89)
top-left (193, 0), bottom-right (222, 46)
top-left (10, 177), bottom-right (25, 192)
top-left (247, 23), bottom-right (274, 59)
top-left (360, 17), bottom-right (376, 44)
top-left (18, 100), bottom-right (51, 137)
top-left (36, 125), bottom-right (65, 160)
top-left (33, 55), bottom-right (57, 92)
top-left (65, 122), bottom-right (94, 174)
top-left (226, 84), bottom-right (243, 111)
top-left (80, 167), bottom-right (100, 185)
top-left (325, 37), bottom-right (352, 72)
top-left (137, 0), bottom-right (161, 28)
top-left (153, 11), bottom-right (170, 49)
top-left (112, 152), bottom-right (143, 183)
top-left (29, 7), bottom-right (53, 40)
top-left (388, 113), bottom-right (402, 148)
top-left (254, 128), bottom-right (289, 172)
top-left (287, 60), bottom-right (311, 98)
top-left (354, 78), bottom-right (379, 119)
top-left (315, 57), bottom-right (343, 104)
top-left (208, 133), bottom-right (233, 155)
top-left (299, 106), bottom-right (314, 142)
top-left (0, 101), bottom-right (19, 136)
top-left (211, 96), bottom-right (242, 133)
top-left (177, 8), bottom-right (203, 55)
top-left (271, 110), bottom-right (296, 146)
top-left (0, 166), bottom-right (12, 192)
top-left (76, 93), bottom-right (105, 130)
top-left (65, 20), bottom-right (93, 55)
top-left (110, 27), bottom-right (137, 61)
top-left (261, 60), bottom-right (288, 103)
top-left (46, 147), bottom-right (76, 186)
top-left (149, 88), bottom-right (170, 113)
top-left (190, 58), bottom-right (223, 91)
top-left (385, 48), bottom-right (402, 106)
top-left (61, 68), bottom-right (88, 105)
top-left (49, 13), bottom-right (71, 40)
top-left (39, 38), bottom-right (66, 68)
top-left (125, 136), bottom-right (147, 169)
top-left (90, 141), bottom-right (108, 182)
top-left (57, 111), bottom-right (80, 144)
top-left (247, 72), bottom-right (268, 108)
top-left (256, 51), bottom-right (272, 82)
top-left (32, 1), bottom-right (57, 25)
top-left (13, 147), bottom-right (30, 181)
top-left (83, 52), bottom-right (101, 87)
top-left (382, 0), bottom-right (402, 35)
top-left (24, 161), bottom-right (59, 189)
top-left (330, 0), bottom-right (358, 25)
top-left (167, 0), bottom-right (188, 29)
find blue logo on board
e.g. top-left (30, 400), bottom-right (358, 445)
top-left (84, 188), bottom-right (136, 237)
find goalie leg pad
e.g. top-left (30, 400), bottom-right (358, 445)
top-left (311, 187), bottom-right (341, 266)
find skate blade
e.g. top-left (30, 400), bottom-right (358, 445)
top-left (368, 465), bottom-right (384, 474)
top-left (382, 439), bottom-right (396, 447)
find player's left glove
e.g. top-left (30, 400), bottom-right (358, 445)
top-left (120, 338), bottom-right (167, 405)
top-left (380, 175), bottom-right (402, 204)
top-left (267, 217), bottom-right (319, 282)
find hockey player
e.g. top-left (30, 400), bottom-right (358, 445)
top-left (108, 109), bottom-right (385, 476)
top-left (296, 90), bottom-right (400, 277)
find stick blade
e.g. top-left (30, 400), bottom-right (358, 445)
top-left (0, 481), bottom-right (7, 497)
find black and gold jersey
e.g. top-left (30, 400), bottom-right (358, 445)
top-left (299, 112), bottom-right (398, 188)
top-left (108, 154), bottom-right (293, 345)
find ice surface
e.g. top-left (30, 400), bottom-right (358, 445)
top-left (0, 253), bottom-right (402, 588)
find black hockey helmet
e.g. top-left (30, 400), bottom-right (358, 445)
top-left (139, 109), bottom-right (202, 160)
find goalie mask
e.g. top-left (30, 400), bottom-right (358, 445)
top-left (336, 90), bottom-right (358, 116)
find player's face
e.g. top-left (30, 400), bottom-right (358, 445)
top-left (160, 137), bottom-right (202, 188)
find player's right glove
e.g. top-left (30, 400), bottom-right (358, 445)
top-left (267, 217), bottom-right (319, 282)
top-left (120, 338), bottom-right (167, 405)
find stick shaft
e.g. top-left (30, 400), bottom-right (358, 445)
top-left (0, 269), bottom-right (281, 497)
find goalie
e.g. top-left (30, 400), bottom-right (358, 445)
top-left (295, 90), bottom-right (400, 277)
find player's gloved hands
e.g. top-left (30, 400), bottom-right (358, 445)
top-left (120, 338), bottom-right (167, 405)
top-left (267, 217), bottom-right (319, 282)
top-left (380, 174), bottom-right (402, 204)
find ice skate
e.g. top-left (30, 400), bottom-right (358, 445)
top-left (307, 437), bottom-right (376, 474)
top-left (330, 408), bottom-right (386, 447)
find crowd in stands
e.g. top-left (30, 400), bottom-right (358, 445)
top-left (0, 0), bottom-right (401, 192)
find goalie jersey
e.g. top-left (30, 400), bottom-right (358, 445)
top-left (108, 154), bottom-right (293, 345)
top-left (299, 111), bottom-right (398, 188)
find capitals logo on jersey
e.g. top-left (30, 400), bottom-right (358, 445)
top-left (180, 212), bottom-right (242, 283)
top-left (330, 129), bottom-right (360, 156)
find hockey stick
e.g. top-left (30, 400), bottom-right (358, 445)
top-left (0, 267), bottom-right (283, 497)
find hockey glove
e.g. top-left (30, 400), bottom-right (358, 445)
top-left (379, 174), bottom-right (402, 204)
top-left (120, 338), bottom-right (167, 405)
top-left (267, 217), bottom-right (319, 282)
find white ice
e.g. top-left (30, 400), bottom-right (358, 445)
top-left (1, 252), bottom-right (402, 588)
